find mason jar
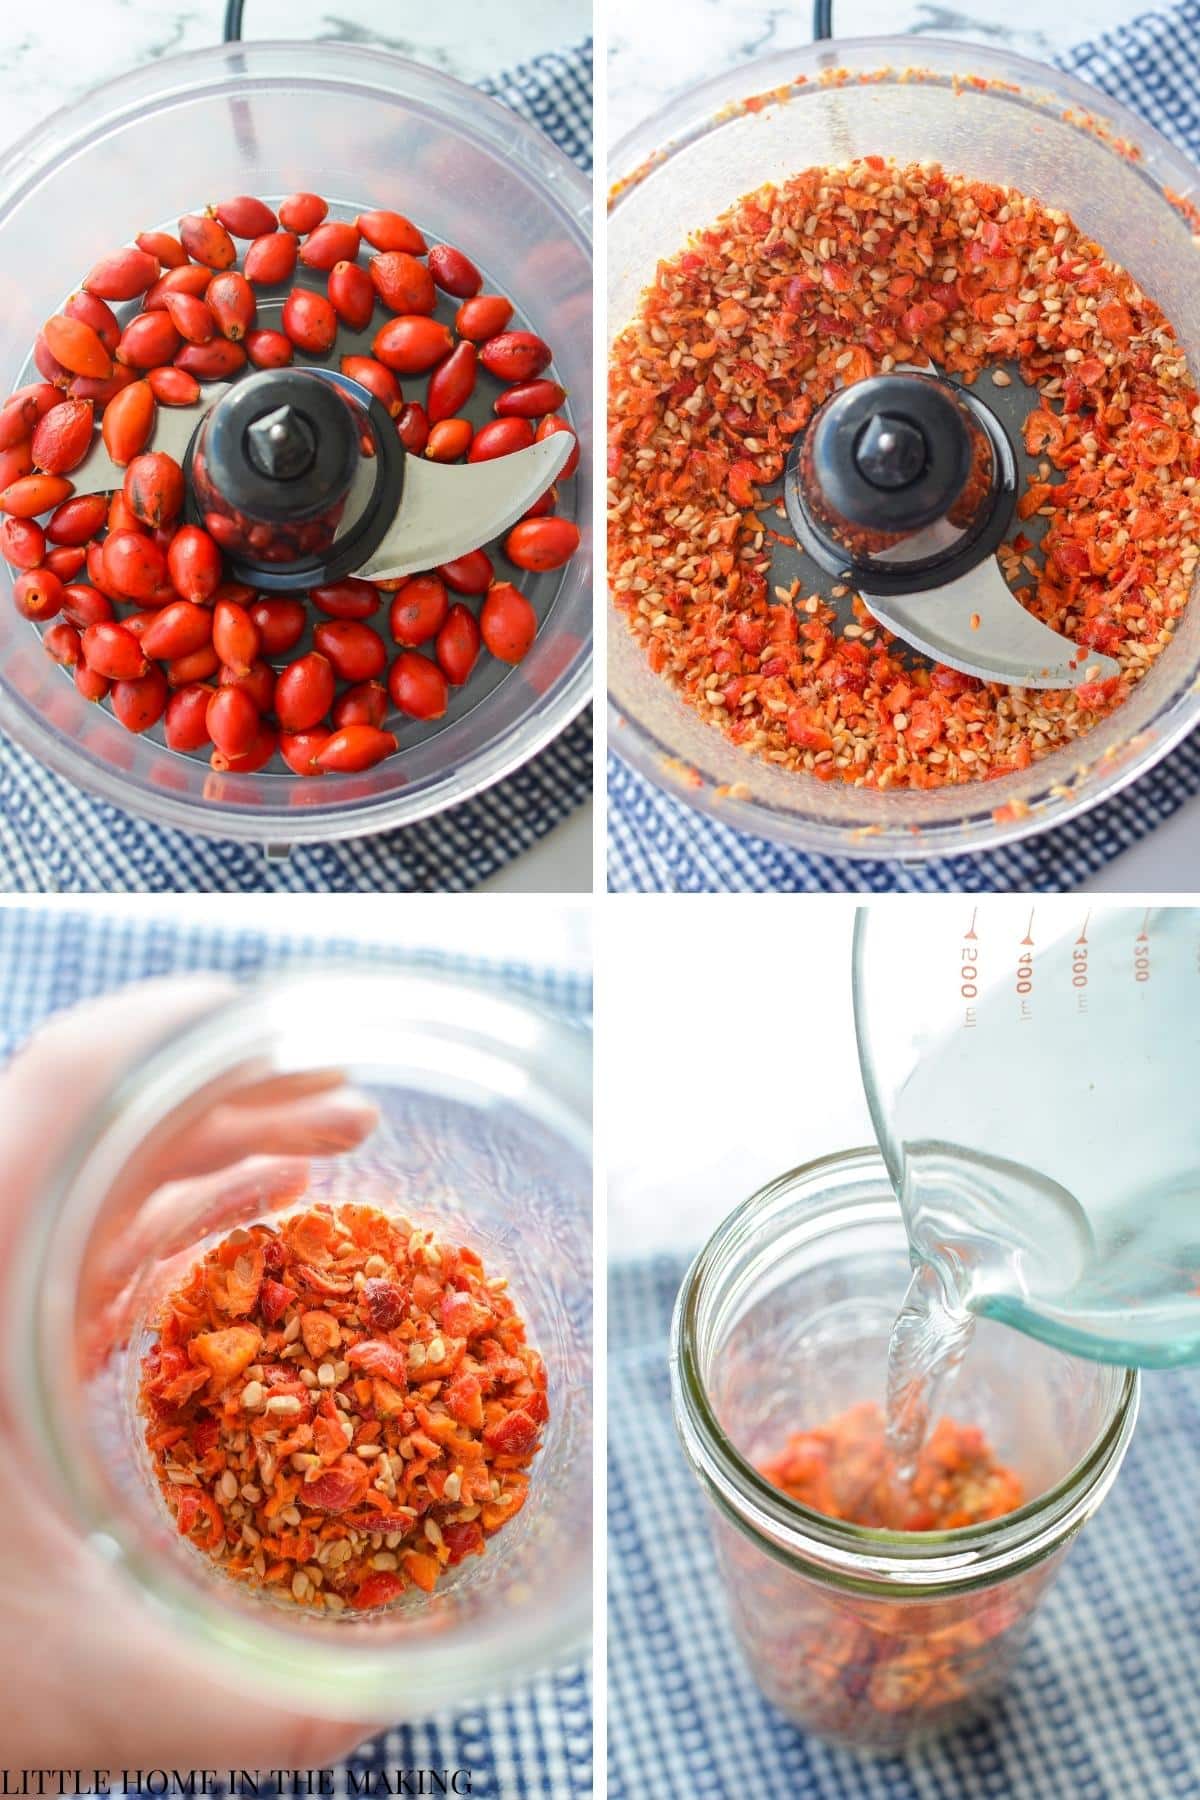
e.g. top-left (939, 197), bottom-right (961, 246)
top-left (8, 967), bottom-right (591, 1722)
top-left (670, 1148), bottom-right (1138, 1753)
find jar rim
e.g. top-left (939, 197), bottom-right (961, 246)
top-left (670, 1147), bottom-right (1139, 1599)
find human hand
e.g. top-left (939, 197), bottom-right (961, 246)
top-left (0, 977), bottom-right (380, 1766)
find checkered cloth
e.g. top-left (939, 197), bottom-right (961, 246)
top-left (609, 1253), bottom-right (1200, 1800)
top-left (0, 905), bottom-right (592, 1798)
top-left (607, 1), bottom-right (1200, 893)
top-left (0, 39), bottom-right (593, 894)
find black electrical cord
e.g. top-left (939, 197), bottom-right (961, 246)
top-left (219, 0), bottom-right (256, 161)
top-left (813, 0), bottom-right (833, 41)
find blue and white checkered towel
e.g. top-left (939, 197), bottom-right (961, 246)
top-left (609, 1253), bottom-right (1200, 1800)
top-left (0, 904), bottom-right (592, 1798)
top-left (607, 2), bottom-right (1200, 893)
top-left (0, 39), bottom-right (593, 895)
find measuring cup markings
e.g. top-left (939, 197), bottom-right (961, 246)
top-left (952, 905), bottom-right (1168, 1036)
top-left (858, 904), bottom-right (1200, 1371)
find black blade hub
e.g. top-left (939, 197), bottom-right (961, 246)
top-left (783, 369), bottom-right (1017, 598)
top-left (182, 366), bottom-right (406, 593)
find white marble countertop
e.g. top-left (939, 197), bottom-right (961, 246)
top-left (607, 0), bottom-right (1200, 893)
top-left (0, 0), bottom-right (591, 150)
top-left (0, 0), bottom-right (592, 894)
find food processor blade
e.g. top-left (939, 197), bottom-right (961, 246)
top-left (862, 559), bottom-right (1120, 690)
top-left (786, 362), bottom-right (1119, 690)
top-left (353, 433), bottom-right (573, 581)
top-left (66, 386), bottom-right (230, 497)
top-left (61, 390), bottom-right (573, 584)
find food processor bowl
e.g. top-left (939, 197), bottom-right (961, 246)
top-left (10, 968), bottom-right (592, 1719)
top-left (608, 37), bottom-right (1200, 860)
top-left (0, 41), bottom-right (592, 845)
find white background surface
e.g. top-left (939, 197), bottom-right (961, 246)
top-left (607, 0), bottom-right (1200, 892)
top-left (0, 0), bottom-right (593, 894)
top-left (605, 896), bottom-right (871, 1257)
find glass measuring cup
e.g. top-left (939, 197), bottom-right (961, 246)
top-left (854, 900), bottom-right (1200, 1367)
top-left (669, 1151), bottom-right (1138, 1752)
top-left (8, 968), bottom-right (592, 1720)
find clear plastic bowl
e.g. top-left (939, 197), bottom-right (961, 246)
top-left (11, 969), bottom-right (592, 1719)
top-left (0, 41), bottom-right (592, 845)
top-left (608, 38), bottom-right (1200, 860)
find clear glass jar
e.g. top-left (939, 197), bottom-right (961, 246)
top-left (669, 1149), bottom-right (1138, 1753)
top-left (9, 968), bottom-right (592, 1721)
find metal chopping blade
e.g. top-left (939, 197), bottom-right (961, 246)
top-left (788, 359), bottom-right (1121, 691)
top-left (67, 386), bottom-right (233, 492)
top-left (356, 433), bottom-right (572, 580)
top-left (65, 383), bottom-right (574, 580)
top-left (861, 560), bottom-right (1121, 691)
